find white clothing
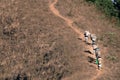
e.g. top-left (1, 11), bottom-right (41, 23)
top-left (84, 31), bottom-right (90, 43)
top-left (92, 44), bottom-right (98, 50)
top-left (84, 31), bottom-right (90, 37)
top-left (98, 58), bottom-right (102, 64)
top-left (85, 37), bottom-right (88, 42)
top-left (91, 34), bottom-right (97, 42)
top-left (98, 64), bottom-right (102, 68)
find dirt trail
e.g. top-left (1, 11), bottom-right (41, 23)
top-left (49, 0), bottom-right (84, 38)
top-left (49, 0), bottom-right (102, 80)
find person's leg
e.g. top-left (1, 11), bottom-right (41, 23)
top-left (92, 40), bottom-right (96, 45)
top-left (98, 58), bottom-right (102, 69)
top-left (98, 64), bottom-right (102, 70)
top-left (98, 52), bottom-right (101, 58)
top-left (85, 37), bottom-right (88, 43)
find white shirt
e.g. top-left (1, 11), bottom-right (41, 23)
top-left (93, 44), bottom-right (98, 50)
top-left (84, 31), bottom-right (90, 37)
top-left (91, 34), bottom-right (97, 41)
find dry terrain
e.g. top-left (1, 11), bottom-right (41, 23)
top-left (0, 0), bottom-right (120, 80)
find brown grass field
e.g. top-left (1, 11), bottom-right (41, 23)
top-left (0, 0), bottom-right (120, 80)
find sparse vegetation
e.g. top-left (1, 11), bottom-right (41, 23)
top-left (0, 0), bottom-right (120, 80)
top-left (86, 0), bottom-right (120, 22)
top-left (56, 0), bottom-right (120, 79)
top-left (0, 0), bottom-right (73, 80)
top-left (99, 32), bottom-right (118, 47)
top-left (106, 55), bottom-right (118, 63)
top-left (67, 9), bottom-right (73, 17)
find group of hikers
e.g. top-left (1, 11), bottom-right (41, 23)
top-left (84, 31), bottom-right (102, 69)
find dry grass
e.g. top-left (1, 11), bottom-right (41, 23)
top-left (56, 0), bottom-right (120, 80)
top-left (0, 0), bottom-right (120, 80)
top-left (0, 0), bottom-right (93, 80)
top-left (0, 0), bottom-right (76, 80)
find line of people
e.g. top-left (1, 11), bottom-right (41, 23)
top-left (84, 31), bottom-right (102, 69)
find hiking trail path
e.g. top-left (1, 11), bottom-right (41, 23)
top-left (49, 0), bottom-right (103, 80)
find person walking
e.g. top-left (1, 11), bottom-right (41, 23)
top-left (95, 49), bottom-right (101, 58)
top-left (84, 31), bottom-right (90, 44)
top-left (92, 44), bottom-right (98, 54)
top-left (93, 45), bottom-right (101, 58)
top-left (93, 45), bottom-right (102, 69)
top-left (95, 57), bottom-right (102, 69)
top-left (98, 58), bottom-right (102, 69)
top-left (90, 34), bottom-right (97, 45)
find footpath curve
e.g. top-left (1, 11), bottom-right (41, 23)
top-left (49, 0), bottom-right (102, 80)
top-left (49, 0), bottom-right (83, 38)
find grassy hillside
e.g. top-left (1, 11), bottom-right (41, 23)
top-left (86, 0), bottom-right (120, 23)
top-left (0, 0), bottom-right (120, 80)
top-left (56, 0), bottom-right (120, 80)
